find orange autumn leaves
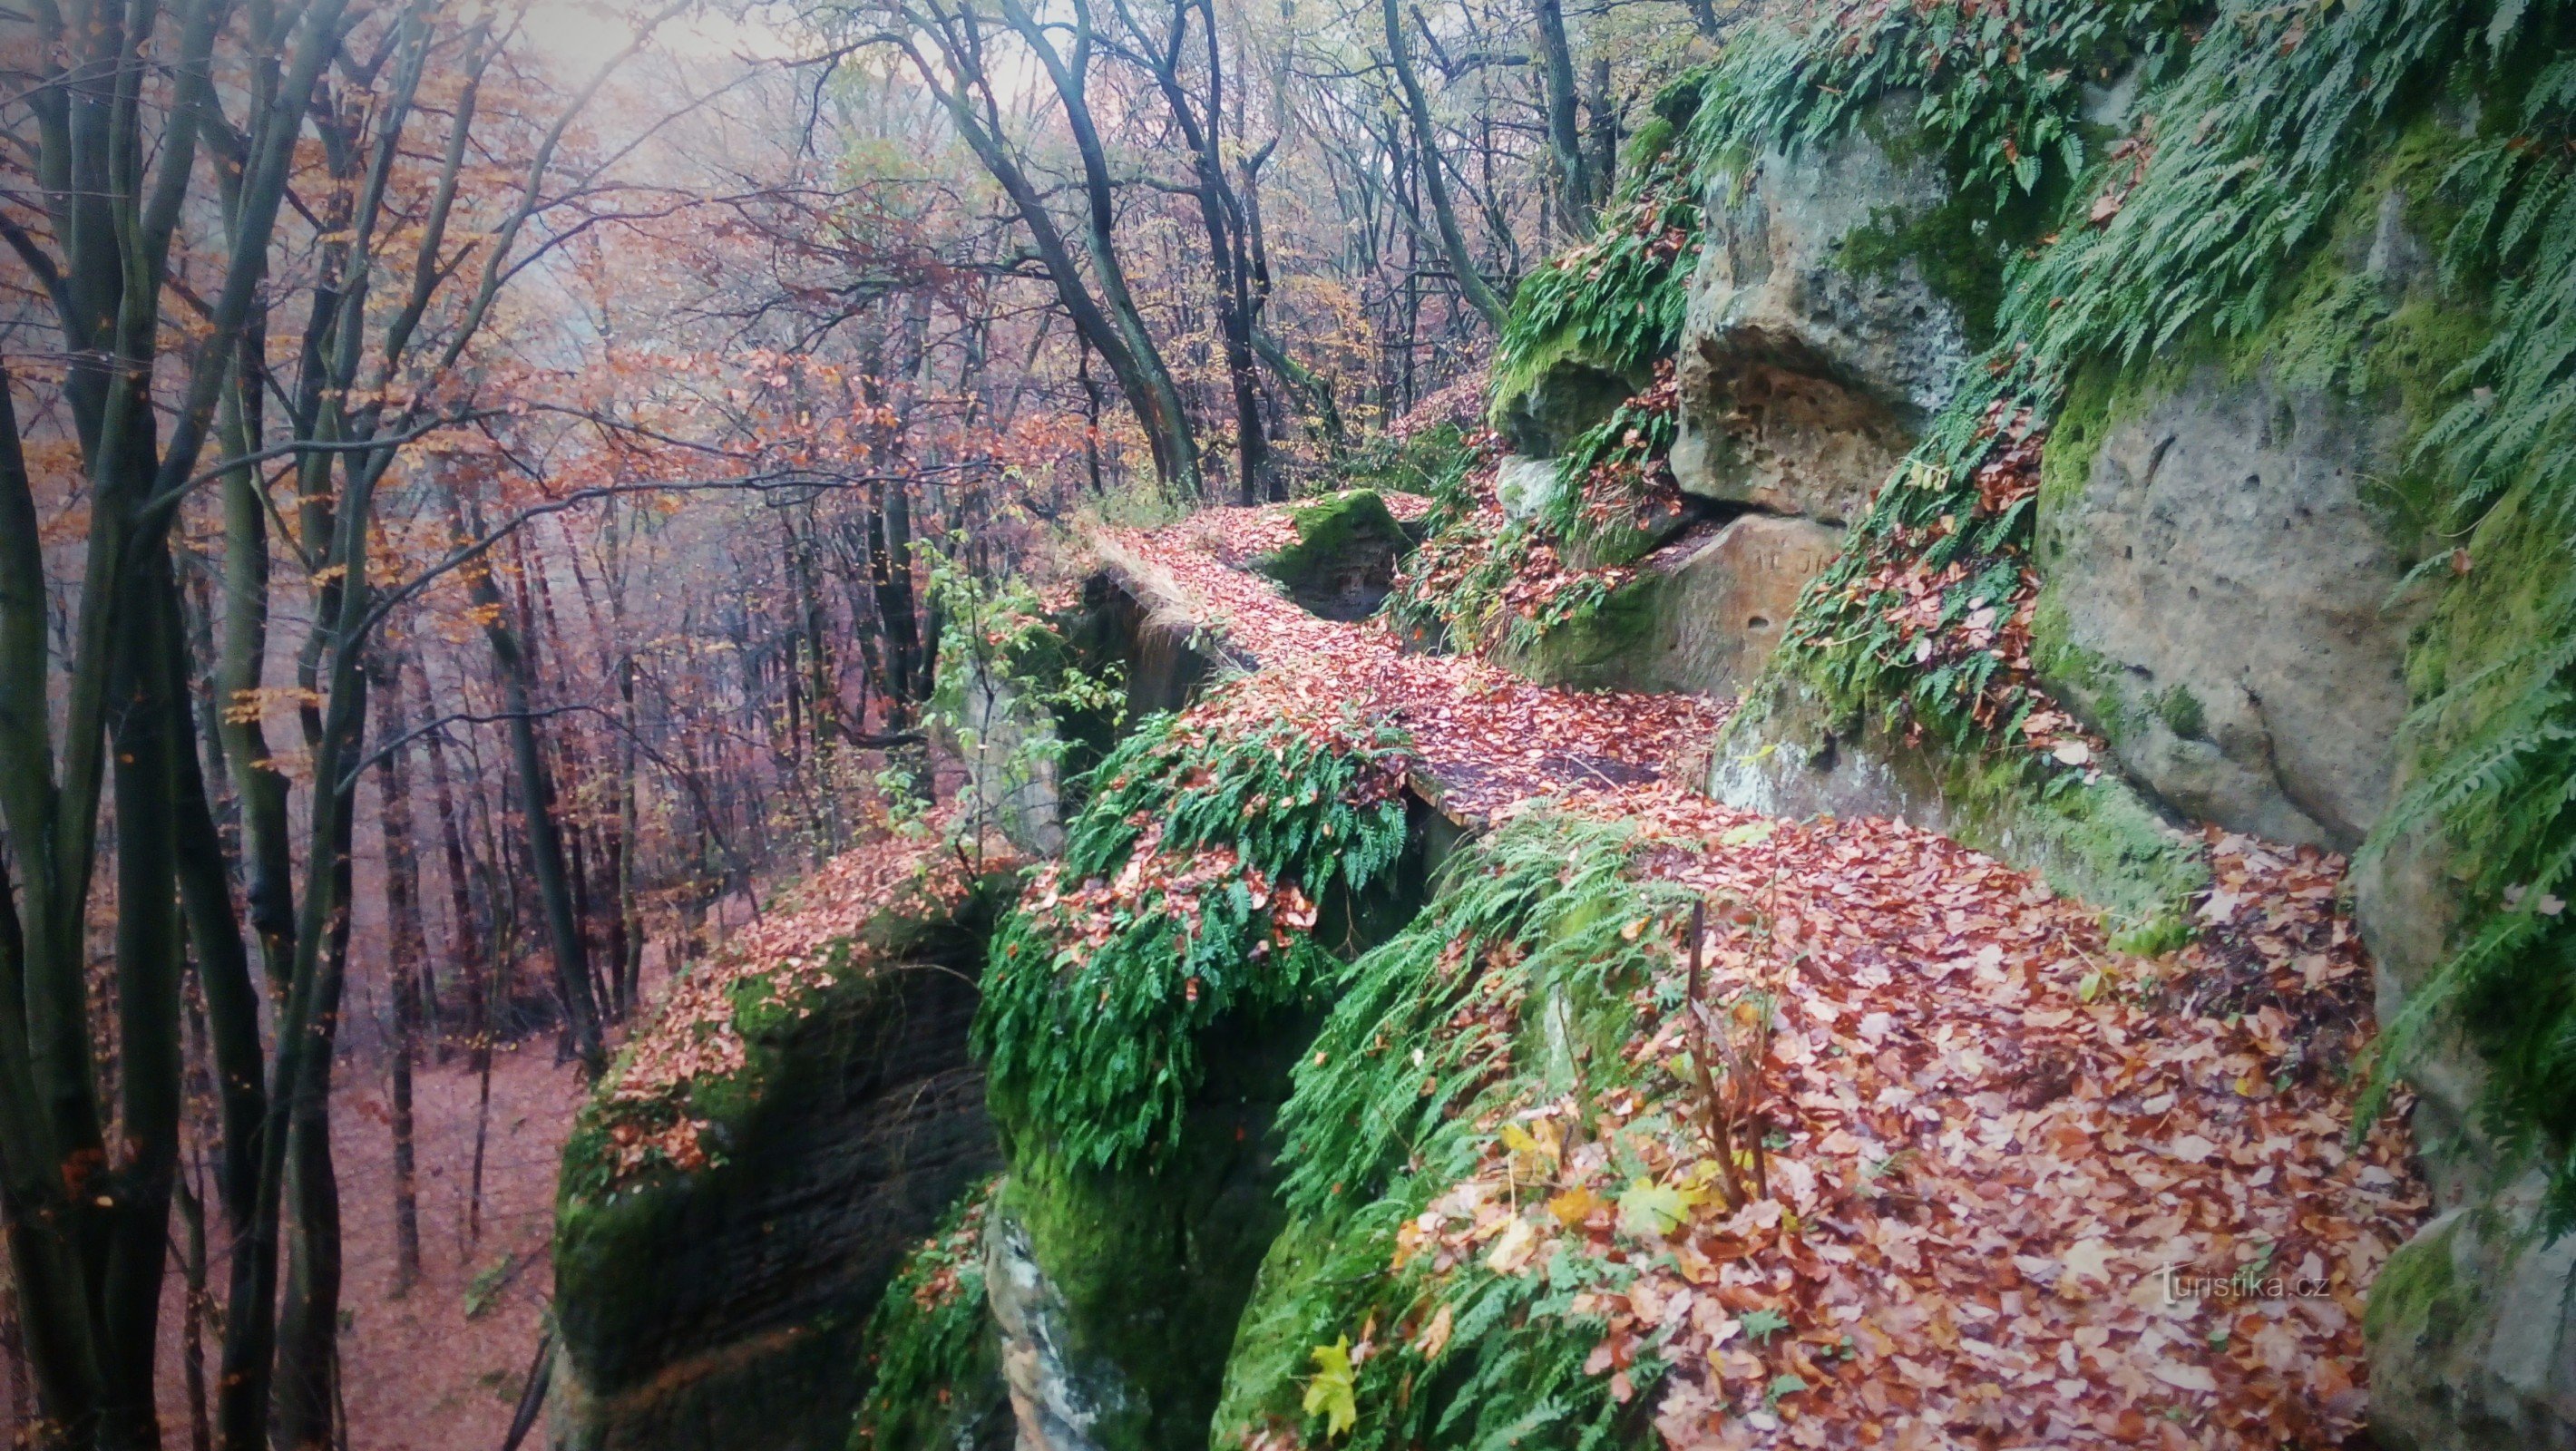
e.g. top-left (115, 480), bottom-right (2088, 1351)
top-left (585, 817), bottom-right (1012, 1187)
top-left (1103, 496), bottom-right (2423, 1448)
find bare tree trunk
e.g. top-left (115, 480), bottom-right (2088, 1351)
top-left (1535, 0), bottom-right (1595, 235)
top-left (1381, 0), bottom-right (1508, 328)
top-left (454, 493), bottom-right (606, 1077)
top-left (276, 731), bottom-right (359, 1451)
top-left (367, 654), bottom-right (425, 1293)
top-left (1585, 57), bottom-right (1619, 209)
top-left (174, 1164), bottom-right (211, 1451)
top-left (411, 657), bottom-right (497, 1246)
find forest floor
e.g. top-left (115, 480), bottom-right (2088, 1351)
top-left (140, 1047), bottom-right (586, 1451)
top-left (1097, 502), bottom-right (2428, 1448)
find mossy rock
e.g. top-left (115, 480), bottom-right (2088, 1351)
top-left (847, 1183), bottom-right (1010, 1451)
top-left (1490, 354), bottom-right (1649, 459)
top-left (2365, 1173), bottom-right (2576, 1451)
top-left (551, 869), bottom-right (1015, 1451)
top-left (1256, 489), bottom-right (1416, 622)
top-left (1498, 515), bottom-right (1845, 699)
top-left (1710, 678), bottom-right (2209, 935)
top-left (989, 999), bottom-right (1319, 1451)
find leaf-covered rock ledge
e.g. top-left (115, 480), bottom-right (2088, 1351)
top-left (551, 821), bottom-right (1020, 1451)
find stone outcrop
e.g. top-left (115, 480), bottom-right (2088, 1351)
top-left (551, 944), bottom-right (1000, 1451)
top-left (1508, 100), bottom-right (1970, 701)
top-left (2364, 1171), bottom-right (2576, 1451)
top-left (1708, 683), bottom-right (2211, 930)
top-left (985, 1209), bottom-right (1117, 1451)
top-left (1669, 102), bottom-right (1969, 525)
top-left (1508, 512), bottom-right (1842, 697)
top-left (2353, 480), bottom-right (2576, 1449)
top-left (1493, 357), bottom-right (1641, 459)
top-left (947, 666), bottom-right (1069, 854)
top-left (1070, 535), bottom-right (1244, 712)
top-left (1254, 490), bottom-right (1417, 621)
top-left (982, 1005), bottom-right (1313, 1451)
top-left (2034, 376), bottom-right (2420, 856)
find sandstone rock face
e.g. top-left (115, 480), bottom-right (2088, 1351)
top-left (1494, 359), bottom-right (1638, 458)
top-left (2365, 1172), bottom-right (2576, 1451)
top-left (951, 667), bottom-right (1068, 854)
top-left (1257, 490), bottom-right (1417, 621)
top-left (2036, 370), bottom-right (2418, 852)
top-left (1508, 514), bottom-right (1842, 696)
top-left (1493, 454), bottom-right (1566, 521)
top-left (551, 954), bottom-right (999, 1451)
top-left (987, 1210), bottom-right (1120, 1451)
top-left (1669, 109), bottom-right (1968, 525)
top-left (1649, 515), bottom-right (1845, 691)
top-left (1706, 683), bottom-right (2209, 929)
top-left (2350, 492), bottom-right (2576, 1451)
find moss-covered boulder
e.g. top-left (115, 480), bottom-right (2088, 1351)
top-left (2365, 1175), bottom-right (2576, 1451)
top-left (1254, 490), bottom-right (1416, 622)
top-left (1709, 680), bottom-right (2209, 934)
top-left (2030, 152), bottom-right (2486, 852)
top-left (984, 1003), bottom-right (1317, 1451)
top-left (1492, 358), bottom-right (1646, 460)
top-left (551, 840), bottom-right (1017, 1451)
top-left (1500, 513), bottom-right (1843, 697)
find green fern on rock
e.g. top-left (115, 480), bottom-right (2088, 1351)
top-left (850, 1179), bottom-right (1004, 1451)
top-left (973, 703), bottom-right (1414, 1172)
top-left (1213, 814), bottom-right (1689, 1450)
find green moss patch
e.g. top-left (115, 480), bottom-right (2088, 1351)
top-left (851, 1180), bottom-right (1008, 1451)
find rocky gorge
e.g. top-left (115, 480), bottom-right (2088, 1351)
top-left (547, 2), bottom-right (2576, 1448)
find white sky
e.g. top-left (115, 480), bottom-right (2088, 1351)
top-left (517, 0), bottom-right (808, 76)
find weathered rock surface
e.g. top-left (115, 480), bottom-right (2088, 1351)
top-left (1255, 490), bottom-right (1416, 621)
top-left (2352, 483), bottom-right (2576, 1450)
top-left (2035, 369), bottom-right (2419, 852)
top-left (1493, 454), bottom-right (1566, 521)
top-left (983, 1003), bottom-right (1313, 1451)
top-left (1507, 513), bottom-right (1842, 697)
top-left (1669, 107), bottom-right (1968, 524)
top-left (986, 1209), bottom-right (1117, 1451)
top-left (1494, 358), bottom-right (1640, 458)
top-left (2365, 1171), bottom-right (2576, 1451)
top-left (1071, 538), bottom-right (1243, 715)
top-left (948, 666), bottom-right (1068, 854)
top-left (551, 949), bottom-right (999, 1451)
top-left (1707, 683), bottom-right (2210, 930)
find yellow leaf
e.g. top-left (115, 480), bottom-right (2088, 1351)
top-left (1303, 1337), bottom-right (1358, 1438)
top-left (1618, 1178), bottom-right (1698, 1239)
top-left (1486, 1216), bottom-right (1539, 1274)
top-left (1547, 1186), bottom-right (1605, 1227)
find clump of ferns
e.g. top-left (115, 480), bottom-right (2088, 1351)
top-left (1540, 364), bottom-right (1688, 569)
top-left (1493, 185), bottom-right (1703, 401)
top-left (1253, 814), bottom-right (1693, 1450)
top-left (1493, 69), bottom-right (1708, 405)
top-left (1678, 0), bottom-right (2189, 256)
top-left (1381, 482), bottom-right (1634, 660)
top-left (851, 1178), bottom-right (1001, 1451)
top-left (973, 702), bottom-right (1415, 1172)
top-left (1768, 390), bottom-right (2054, 762)
top-left (2347, 24), bottom-right (2576, 1228)
top-left (1379, 438), bottom-right (1500, 648)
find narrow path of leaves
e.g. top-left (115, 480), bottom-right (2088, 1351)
top-left (1105, 504), bottom-right (2421, 1449)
